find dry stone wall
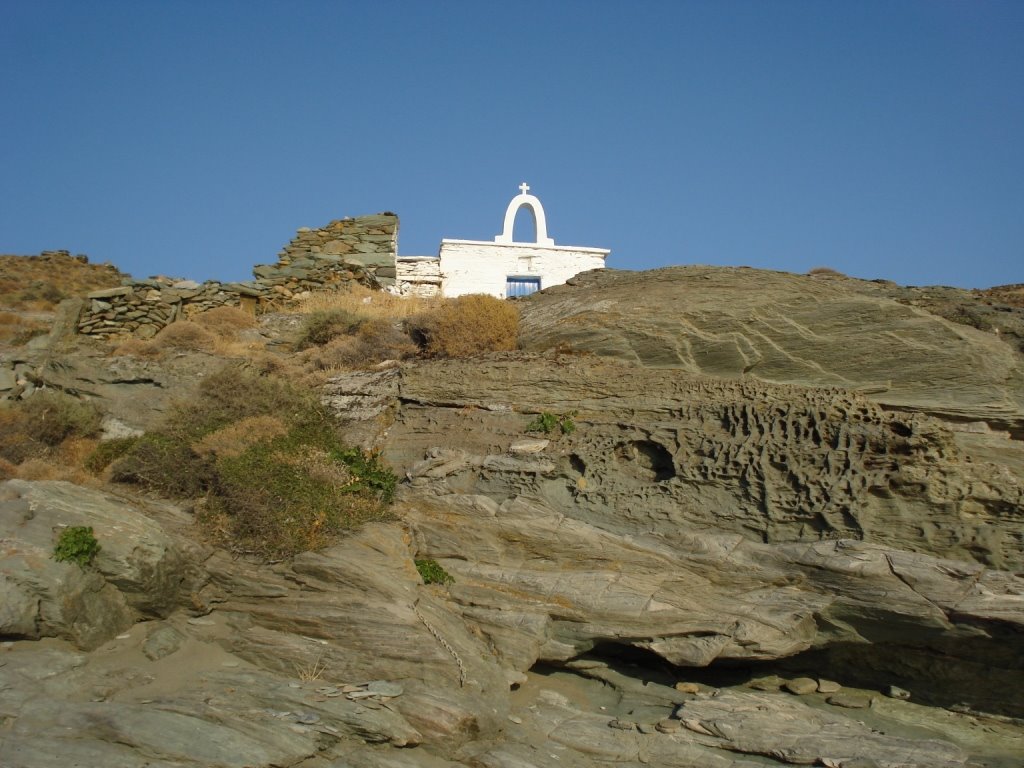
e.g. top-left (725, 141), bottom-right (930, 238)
top-left (395, 256), bottom-right (442, 297)
top-left (76, 214), bottom-right (398, 339)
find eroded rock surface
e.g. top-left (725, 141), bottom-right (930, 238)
top-left (518, 267), bottom-right (1024, 435)
top-left (379, 356), bottom-right (1024, 569)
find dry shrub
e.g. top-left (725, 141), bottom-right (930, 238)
top-left (0, 311), bottom-right (47, 346)
top-left (297, 309), bottom-right (362, 349)
top-left (110, 337), bottom-right (161, 359)
top-left (296, 284), bottom-right (430, 321)
top-left (14, 458), bottom-right (98, 487)
top-left (192, 415), bottom-right (290, 459)
top-left (244, 350), bottom-right (296, 377)
top-left (211, 338), bottom-right (264, 358)
top-left (410, 294), bottom-right (519, 358)
top-left (55, 436), bottom-right (100, 468)
top-left (300, 319), bottom-right (417, 370)
top-left (0, 457), bottom-right (17, 481)
top-left (808, 266), bottom-right (846, 277)
top-left (193, 306), bottom-right (256, 337)
top-left (152, 321), bottom-right (216, 352)
top-left (1, 391), bottom-right (103, 452)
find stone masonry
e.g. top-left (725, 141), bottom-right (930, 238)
top-left (76, 214), bottom-right (398, 339)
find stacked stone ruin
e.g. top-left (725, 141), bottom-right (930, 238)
top-left (76, 214), bottom-right (398, 339)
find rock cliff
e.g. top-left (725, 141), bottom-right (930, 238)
top-left (2, 265), bottom-right (1023, 767)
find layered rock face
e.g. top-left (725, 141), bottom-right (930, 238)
top-left (3, 266), bottom-right (1024, 767)
top-left (518, 267), bottom-right (1024, 435)
top-left (378, 357), bottom-right (1023, 570)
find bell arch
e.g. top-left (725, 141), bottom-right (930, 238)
top-left (494, 182), bottom-right (555, 246)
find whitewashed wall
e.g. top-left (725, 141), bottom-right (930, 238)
top-left (438, 239), bottom-right (609, 299)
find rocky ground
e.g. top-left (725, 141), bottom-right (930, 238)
top-left (2, 266), bottom-right (1023, 767)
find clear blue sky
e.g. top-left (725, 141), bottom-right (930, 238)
top-left (2, 1), bottom-right (1022, 288)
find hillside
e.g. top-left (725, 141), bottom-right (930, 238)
top-left (0, 265), bottom-right (1022, 768)
top-left (0, 251), bottom-right (125, 347)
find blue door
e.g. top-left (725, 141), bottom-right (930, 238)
top-left (506, 276), bottom-right (541, 298)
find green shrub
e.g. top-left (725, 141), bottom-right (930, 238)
top-left (298, 309), bottom-right (362, 349)
top-left (174, 365), bottom-right (323, 441)
top-left (526, 410), bottom-right (577, 436)
top-left (333, 445), bottom-right (397, 503)
top-left (415, 558), bottom-right (454, 585)
top-left (106, 363), bottom-right (398, 558)
top-left (408, 294), bottom-right (519, 358)
top-left (84, 436), bottom-right (140, 473)
top-left (205, 426), bottom-right (396, 559)
top-left (53, 526), bottom-right (100, 567)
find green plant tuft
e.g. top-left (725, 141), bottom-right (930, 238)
top-left (84, 436), bottom-right (140, 473)
top-left (415, 558), bottom-right (454, 585)
top-left (53, 526), bottom-right (100, 567)
top-left (525, 410), bottom-right (577, 436)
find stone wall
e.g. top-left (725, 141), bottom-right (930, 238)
top-left (76, 214), bottom-right (399, 339)
top-left (395, 256), bottom-right (442, 297)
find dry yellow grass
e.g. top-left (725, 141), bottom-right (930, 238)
top-left (192, 306), bottom-right (257, 336)
top-left (14, 458), bottom-right (99, 487)
top-left (192, 415), bottom-right (290, 459)
top-left (0, 252), bottom-right (125, 311)
top-left (0, 311), bottom-right (48, 346)
top-left (294, 284), bottom-right (434, 321)
top-left (110, 337), bottom-right (162, 359)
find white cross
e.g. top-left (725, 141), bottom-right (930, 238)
top-left (519, 182), bottom-right (530, 195)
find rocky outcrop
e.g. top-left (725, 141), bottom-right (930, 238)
top-left (365, 356), bottom-right (1024, 570)
top-left (0, 346), bottom-right (227, 431)
top-left (518, 267), bottom-right (1024, 436)
top-left (0, 480), bottom-right (203, 649)
top-left (3, 265), bottom-right (1024, 767)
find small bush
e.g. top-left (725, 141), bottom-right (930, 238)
top-left (0, 392), bottom-right (102, 455)
top-left (808, 267), bottom-right (846, 277)
top-left (151, 321), bottom-right (216, 352)
top-left (298, 310), bottom-right (362, 349)
top-left (172, 365), bottom-right (324, 442)
top-left (192, 306), bottom-right (256, 337)
top-left (526, 410), bottom-right (577, 436)
top-left (84, 436), bottom-right (140, 473)
top-left (192, 415), bottom-right (290, 459)
top-left (205, 428), bottom-right (396, 558)
top-left (109, 432), bottom-right (213, 498)
top-left (409, 294), bottom-right (519, 358)
top-left (301, 319), bottom-right (417, 370)
top-left (415, 558), bottom-right (454, 586)
top-left (53, 526), bottom-right (100, 567)
top-left (110, 337), bottom-right (161, 359)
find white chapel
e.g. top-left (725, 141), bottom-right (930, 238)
top-left (395, 184), bottom-right (609, 299)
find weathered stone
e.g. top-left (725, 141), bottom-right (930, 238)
top-left (828, 692), bottom-right (873, 709)
top-left (784, 677), bottom-right (820, 695)
top-left (142, 625), bottom-right (185, 660)
top-left (86, 286), bottom-right (133, 299)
